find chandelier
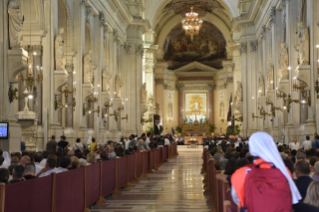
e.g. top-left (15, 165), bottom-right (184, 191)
top-left (182, 7), bottom-right (203, 41)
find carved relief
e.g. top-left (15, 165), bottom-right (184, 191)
top-left (102, 67), bottom-right (112, 92)
top-left (115, 73), bottom-right (123, 98)
top-left (55, 27), bottom-right (66, 70)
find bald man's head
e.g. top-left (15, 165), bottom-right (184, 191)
top-left (20, 156), bottom-right (31, 166)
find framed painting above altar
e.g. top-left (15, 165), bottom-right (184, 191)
top-left (184, 92), bottom-right (208, 124)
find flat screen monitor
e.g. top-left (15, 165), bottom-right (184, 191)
top-left (0, 123), bottom-right (9, 139)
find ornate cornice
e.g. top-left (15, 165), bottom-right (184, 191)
top-left (22, 45), bottom-right (43, 55)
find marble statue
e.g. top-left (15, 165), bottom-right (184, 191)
top-left (266, 63), bottom-right (274, 90)
top-left (102, 67), bottom-right (112, 92)
top-left (115, 73), bottom-right (123, 98)
top-left (55, 27), bottom-right (66, 70)
top-left (258, 72), bottom-right (264, 97)
top-left (83, 50), bottom-right (97, 84)
top-left (299, 27), bottom-right (309, 65)
top-left (141, 83), bottom-right (147, 103)
top-left (279, 43), bottom-right (288, 80)
top-left (220, 103), bottom-right (224, 119)
top-left (8, 0), bottom-right (24, 49)
top-left (234, 81), bottom-right (242, 106)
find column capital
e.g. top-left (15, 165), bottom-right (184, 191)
top-left (86, 6), bottom-right (93, 23)
top-left (155, 78), bottom-right (164, 85)
top-left (250, 40), bottom-right (258, 52)
top-left (239, 42), bottom-right (247, 55)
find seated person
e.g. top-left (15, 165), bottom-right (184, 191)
top-left (37, 158), bottom-right (61, 177)
top-left (10, 165), bottom-right (25, 184)
top-left (24, 163), bottom-right (37, 180)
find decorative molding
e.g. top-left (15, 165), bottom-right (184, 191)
top-left (239, 42), bottom-right (247, 55)
top-left (124, 43), bottom-right (132, 54)
top-left (86, 6), bottom-right (93, 23)
top-left (135, 44), bottom-right (144, 56)
top-left (269, 6), bottom-right (276, 27)
top-left (22, 45), bottom-right (43, 55)
top-left (65, 63), bottom-right (74, 72)
top-left (250, 40), bottom-right (258, 52)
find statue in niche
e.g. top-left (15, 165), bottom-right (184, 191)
top-left (8, 0), bottom-right (24, 49)
top-left (55, 27), bottom-right (66, 70)
top-left (102, 67), bottom-right (112, 92)
top-left (168, 103), bottom-right (173, 118)
top-left (83, 50), bottom-right (96, 84)
top-left (278, 43), bottom-right (289, 80)
top-left (234, 81), bottom-right (242, 106)
top-left (258, 72), bottom-right (264, 97)
top-left (266, 63), bottom-right (274, 90)
top-left (141, 83), bottom-right (147, 103)
top-left (220, 103), bottom-right (224, 119)
top-left (115, 73), bottom-right (123, 98)
top-left (299, 27), bottom-right (310, 65)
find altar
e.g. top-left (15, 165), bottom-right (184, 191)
top-left (184, 136), bottom-right (204, 145)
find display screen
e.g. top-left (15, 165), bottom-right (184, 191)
top-left (0, 123), bottom-right (9, 139)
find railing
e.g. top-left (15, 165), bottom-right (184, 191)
top-left (1, 145), bottom-right (178, 212)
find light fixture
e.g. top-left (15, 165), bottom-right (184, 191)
top-left (97, 84), bottom-right (100, 87)
top-left (316, 45), bottom-right (319, 48)
top-left (288, 66), bottom-right (291, 70)
top-left (73, 71), bottom-right (76, 74)
top-left (28, 94), bottom-right (33, 99)
top-left (181, 7), bottom-right (203, 41)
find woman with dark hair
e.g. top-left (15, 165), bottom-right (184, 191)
top-left (0, 168), bottom-right (9, 184)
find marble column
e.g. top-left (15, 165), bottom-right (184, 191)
top-left (73, 1), bottom-right (87, 141)
top-left (240, 41), bottom-right (247, 136)
top-left (177, 84), bottom-right (184, 127)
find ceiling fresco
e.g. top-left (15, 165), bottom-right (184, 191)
top-left (163, 22), bottom-right (227, 70)
top-left (162, 0), bottom-right (225, 17)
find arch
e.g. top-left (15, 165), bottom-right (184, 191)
top-left (58, 0), bottom-right (74, 50)
top-left (145, 0), bottom-right (239, 29)
top-left (156, 13), bottom-right (231, 50)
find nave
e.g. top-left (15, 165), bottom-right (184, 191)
top-left (91, 146), bottom-right (212, 212)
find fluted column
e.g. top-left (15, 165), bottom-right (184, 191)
top-left (239, 41), bottom-right (248, 136)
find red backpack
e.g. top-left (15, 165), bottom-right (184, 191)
top-left (241, 162), bottom-right (292, 212)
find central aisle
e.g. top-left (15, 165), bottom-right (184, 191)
top-left (90, 146), bottom-right (213, 212)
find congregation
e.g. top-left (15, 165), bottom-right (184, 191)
top-left (204, 132), bottom-right (319, 212)
top-left (0, 133), bottom-right (175, 185)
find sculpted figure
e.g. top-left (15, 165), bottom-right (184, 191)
top-left (234, 81), bottom-right (242, 106)
top-left (258, 72), bottom-right (264, 97)
top-left (115, 73), bottom-right (123, 98)
top-left (8, 0), bottom-right (24, 49)
top-left (55, 28), bottom-right (66, 70)
top-left (141, 83), bottom-right (147, 103)
top-left (279, 43), bottom-right (289, 80)
top-left (299, 27), bottom-right (309, 65)
top-left (102, 67), bottom-right (112, 92)
top-left (266, 63), bottom-right (274, 90)
top-left (83, 50), bottom-right (96, 83)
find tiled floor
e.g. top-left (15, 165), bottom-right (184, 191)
top-left (90, 146), bottom-right (213, 212)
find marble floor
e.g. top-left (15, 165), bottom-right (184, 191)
top-left (90, 146), bottom-right (213, 212)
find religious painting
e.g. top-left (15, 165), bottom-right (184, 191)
top-left (184, 93), bottom-right (208, 124)
top-left (163, 22), bottom-right (227, 70)
top-left (162, 0), bottom-right (225, 17)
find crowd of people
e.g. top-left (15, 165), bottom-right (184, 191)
top-left (206, 132), bottom-right (319, 212)
top-left (0, 132), bottom-right (175, 185)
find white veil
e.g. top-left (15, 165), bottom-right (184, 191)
top-left (3, 151), bottom-right (11, 167)
top-left (249, 132), bottom-right (301, 204)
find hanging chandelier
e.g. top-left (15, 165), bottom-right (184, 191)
top-left (182, 7), bottom-right (203, 41)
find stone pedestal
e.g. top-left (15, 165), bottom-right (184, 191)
top-left (15, 110), bottom-right (38, 151)
top-left (277, 79), bottom-right (289, 95)
top-left (296, 64), bottom-right (311, 88)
